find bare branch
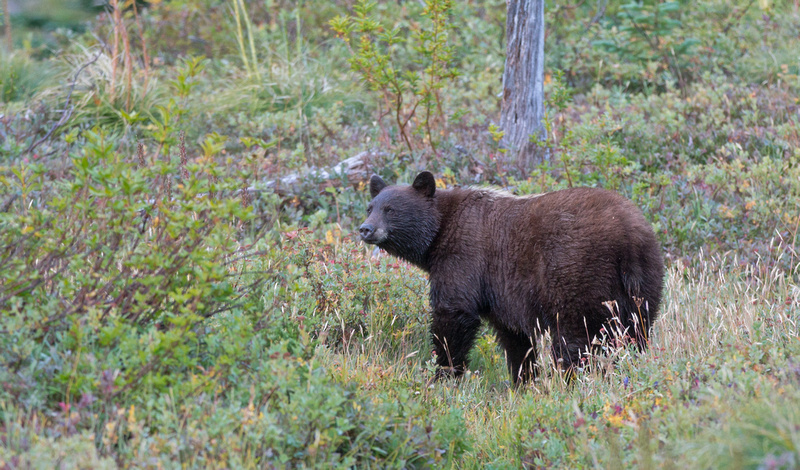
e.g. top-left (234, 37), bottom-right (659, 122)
top-left (25, 51), bottom-right (102, 156)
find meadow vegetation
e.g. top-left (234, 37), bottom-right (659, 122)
top-left (1, 0), bottom-right (799, 467)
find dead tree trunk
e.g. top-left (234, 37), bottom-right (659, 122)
top-left (2, 0), bottom-right (11, 51)
top-left (500, 0), bottom-right (546, 171)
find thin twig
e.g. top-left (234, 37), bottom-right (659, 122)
top-left (109, 0), bottom-right (121, 101)
top-left (0, 193), bottom-right (18, 212)
top-left (25, 51), bottom-right (102, 156)
top-left (586, 0), bottom-right (608, 31)
top-left (723, 0), bottom-right (756, 34)
top-left (131, 0), bottom-right (151, 94)
top-left (561, 0), bottom-right (587, 10)
top-left (111, 348), bottom-right (175, 398)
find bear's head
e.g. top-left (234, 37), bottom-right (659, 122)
top-left (359, 171), bottom-right (440, 268)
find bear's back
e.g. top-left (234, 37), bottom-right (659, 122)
top-left (434, 186), bottom-right (655, 255)
top-left (429, 186), bottom-right (664, 334)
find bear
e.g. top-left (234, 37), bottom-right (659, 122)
top-left (359, 171), bottom-right (665, 384)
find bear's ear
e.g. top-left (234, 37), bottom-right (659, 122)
top-left (369, 175), bottom-right (387, 198)
top-left (412, 171), bottom-right (436, 198)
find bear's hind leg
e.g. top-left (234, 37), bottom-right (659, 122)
top-left (550, 335), bottom-right (591, 376)
top-left (495, 328), bottom-right (538, 384)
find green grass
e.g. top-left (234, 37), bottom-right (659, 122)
top-left (0, 49), bottom-right (55, 103)
top-left (1, 238), bottom-right (797, 467)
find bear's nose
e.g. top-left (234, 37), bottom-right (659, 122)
top-left (359, 223), bottom-right (375, 239)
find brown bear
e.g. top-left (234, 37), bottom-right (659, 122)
top-left (359, 171), bottom-right (664, 384)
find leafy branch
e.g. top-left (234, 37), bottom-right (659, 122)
top-left (330, 0), bottom-right (458, 153)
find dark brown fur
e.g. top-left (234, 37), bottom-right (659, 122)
top-left (360, 171), bottom-right (664, 384)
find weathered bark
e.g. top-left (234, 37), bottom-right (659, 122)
top-left (3, 0), bottom-right (11, 51)
top-left (500, 0), bottom-right (546, 171)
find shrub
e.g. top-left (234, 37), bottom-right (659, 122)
top-left (592, 1), bottom-right (700, 91)
top-left (260, 229), bottom-right (430, 354)
top-left (0, 50), bottom-right (54, 103)
top-left (331, 0), bottom-right (459, 153)
top-left (0, 128), bottom-right (264, 405)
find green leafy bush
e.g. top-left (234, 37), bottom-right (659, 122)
top-left (259, 229), bottom-right (430, 354)
top-left (592, 1), bottom-right (700, 90)
top-left (331, 0), bottom-right (459, 153)
top-left (547, 0), bottom-right (799, 93)
top-left (0, 128), bottom-right (263, 403)
top-left (0, 50), bottom-right (54, 103)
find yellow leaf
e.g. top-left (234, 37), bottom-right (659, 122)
top-left (607, 414), bottom-right (624, 427)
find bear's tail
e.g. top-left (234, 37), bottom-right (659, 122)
top-left (618, 247), bottom-right (662, 351)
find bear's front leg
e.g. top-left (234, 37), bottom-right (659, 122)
top-left (430, 310), bottom-right (481, 381)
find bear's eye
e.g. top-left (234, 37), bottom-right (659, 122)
top-left (384, 207), bottom-right (394, 215)
top-left (366, 205), bottom-right (373, 215)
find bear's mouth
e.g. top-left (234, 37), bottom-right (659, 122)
top-left (360, 228), bottom-right (388, 245)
